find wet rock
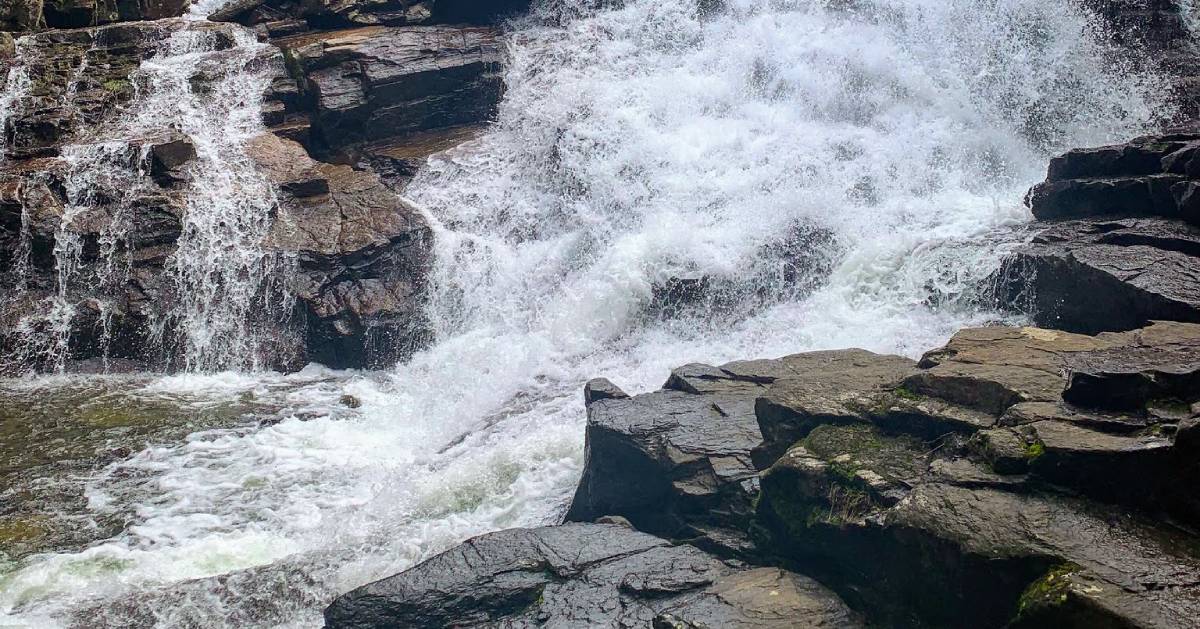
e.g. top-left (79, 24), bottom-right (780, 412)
top-left (999, 217), bottom-right (1200, 333)
top-left (582, 377), bottom-right (627, 404)
top-left (752, 349), bottom-right (916, 466)
top-left (212, 0), bottom-right (529, 29)
top-left (742, 323), bottom-right (1200, 627)
top-left (759, 456), bottom-right (1200, 628)
top-left (1, 20), bottom-right (244, 159)
top-left (322, 522), bottom-right (862, 629)
top-left (148, 132), bottom-right (198, 183)
top-left (279, 25), bottom-right (502, 155)
top-left (565, 350), bottom-right (915, 556)
top-left (250, 133), bottom-right (431, 368)
top-left (564, 362), bottom-right (770, 554)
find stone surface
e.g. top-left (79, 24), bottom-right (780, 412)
top-left (566, 322), bottom-right (1200, 627)
top-left (744, 323), bottom-right (1200, 627)
top-left (999, 217), bottom-right (1200, 333)
top-left (209, 0), bottom-right (529, 30)
top-left (564, 349), bottom-right (915, 557)
top-left (250, 133), bottom-right (431, 368)
top-left (323, 522), bottom-right (862, 629)
top-left (279, 25), bottom-right (502, 155)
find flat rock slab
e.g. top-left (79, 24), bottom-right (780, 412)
top-left (322, 523), bottom-right (862, 628)
top-left (1001, 217), bottom-right (1200, 334)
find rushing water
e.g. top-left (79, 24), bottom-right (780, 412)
top-left (0, 0), bottom-right (1172, 626)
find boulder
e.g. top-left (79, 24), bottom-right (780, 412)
top-left (250, 133), bottom-right (431, 368)
top-left (323, 522), bottom-right (862, 629)
top-left (746, 323), bottom-right (1200, 627)
top-left (564, 349), bottom-right (914, 557)
top-left (209, 0), bottom-right (529, 29)
top-left (998, 217), bottom-right (1200, 334)
top-left (279, 25), bottom-right (503, 155)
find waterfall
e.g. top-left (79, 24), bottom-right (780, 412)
top-left (0, 0), bottom-right (1170, 626)
top-left (1, 22), bottom-right (292, 373)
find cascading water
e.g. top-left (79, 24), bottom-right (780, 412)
top-left (1, 19), bottom-right (291, 374)
top-left (0, 0), bottom-right (1172, 626)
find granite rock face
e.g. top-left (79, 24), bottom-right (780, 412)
top-left (323, 522), bottom-right (863, 629)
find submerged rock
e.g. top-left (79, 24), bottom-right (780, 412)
top-left (323, 522), bottom-right (862, 628)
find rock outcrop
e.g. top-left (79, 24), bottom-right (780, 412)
top-left (0, 0), bottom-right (519, 372)
top-left (553, 322), bottom-right (1200, 628)
top-left (752, 322), bottom-right (1200, 628)
top-left (206, 0), bottom-right (529, 30)
top-left (323, 522), bottom-right (862, 629)
top-left (250, 133), bottom-right (430, 368)
top-left (1001, 129), bottom-right (1200, 333)
top-left (275, 24), bottom-right (502, 157)
top-left (564, 351), bottom-right (916, 557)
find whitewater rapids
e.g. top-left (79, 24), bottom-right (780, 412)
top-left (0, 0), bottom-right (1170, 626)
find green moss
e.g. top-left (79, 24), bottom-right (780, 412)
top-left (1024, 442), bottom-right (1045, 460)
top-left (0, 516), bottom-right (49, 546)
top-left (894, 386), bottom-right (922, 401)
top-left (1017, 563), bottom-right (1079, 616)
top-left (102, 79), bottom-right (130, 93)
top-left (1146, 398), bottom-right (1192, 418)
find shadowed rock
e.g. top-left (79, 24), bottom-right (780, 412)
top-left (323, 523), bottom-right (862, 628)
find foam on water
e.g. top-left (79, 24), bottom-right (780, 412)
top-left (0, 0), bottom-right (1172, 626)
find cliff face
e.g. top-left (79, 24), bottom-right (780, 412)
top-left (0, 0), bottom-right (527, 372)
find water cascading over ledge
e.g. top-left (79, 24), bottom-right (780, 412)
top-left (0, 14), bottom-right (471, 373)
top-left (0, 0), bottom-right (1188, 627)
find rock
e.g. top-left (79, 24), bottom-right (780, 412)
top-left (758, 462), bottom-right (1200, 628)
top-left (1, 20), bottom-right (242, 160)
top-left (998, 217), bottom-right (1200, 333)
top-left (0, 0), bottom-right (42, 32)
top-left (358, 124), bottom-right (485, 190)
top-left (564, 362), bottom-right (769, 554)
top-left (212, 0), bottom-right (528, 29)
top-left (280, 25), bottom-right (503, 155)
top-left (564, 350), bottom-right (914, 556)
top-left (148, 132), bottom-right (198, 183)
top-left (582, 377), bottom-right (627, 404)
top-left (249, 133), bottom-right (431, 368)
top-left (645, 223), bottom-right (841, 321)
top-left (322, 522), bottom-right (862, 629)
top-left (740, 323), bottom-right (1200, 626)
top-left (752, 349), bottom-right (916, 466)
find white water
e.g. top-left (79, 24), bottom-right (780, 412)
top-left (0, 0), bottom-right (1169, 626)
top-left (2, 21), bottom-right (291, 373)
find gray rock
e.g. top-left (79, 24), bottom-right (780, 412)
top-left (250, 133), bottom-right (431, 368)
top-left (582, 377), bottom-right (628, 405)
top-left (998, 217), bottom-right (1200, 334)
top-left (282, 25), bottom-right (502, 154)
top-left (322, 523), bottom-right (862, 629)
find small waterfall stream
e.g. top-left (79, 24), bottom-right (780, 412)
top-left (0, 0), bottom-right (1175, 626)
